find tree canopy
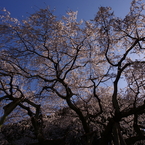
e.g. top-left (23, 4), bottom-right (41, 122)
top-left (1, 0), bottom-right (145, 144)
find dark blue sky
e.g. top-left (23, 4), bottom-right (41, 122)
top-left (0, 0), bottom-right (137, 21)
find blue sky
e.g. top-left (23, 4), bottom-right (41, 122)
top-left (0, 0), bottom-right (136, 21)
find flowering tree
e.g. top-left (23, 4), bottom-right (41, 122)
top-left (1, 0), bottom-right (145, 144)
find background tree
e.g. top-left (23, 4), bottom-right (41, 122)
top-left (1, 0), bottom-right (145, 144)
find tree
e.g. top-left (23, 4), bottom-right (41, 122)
top-left (1, 0), bottom-right (145, 144)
